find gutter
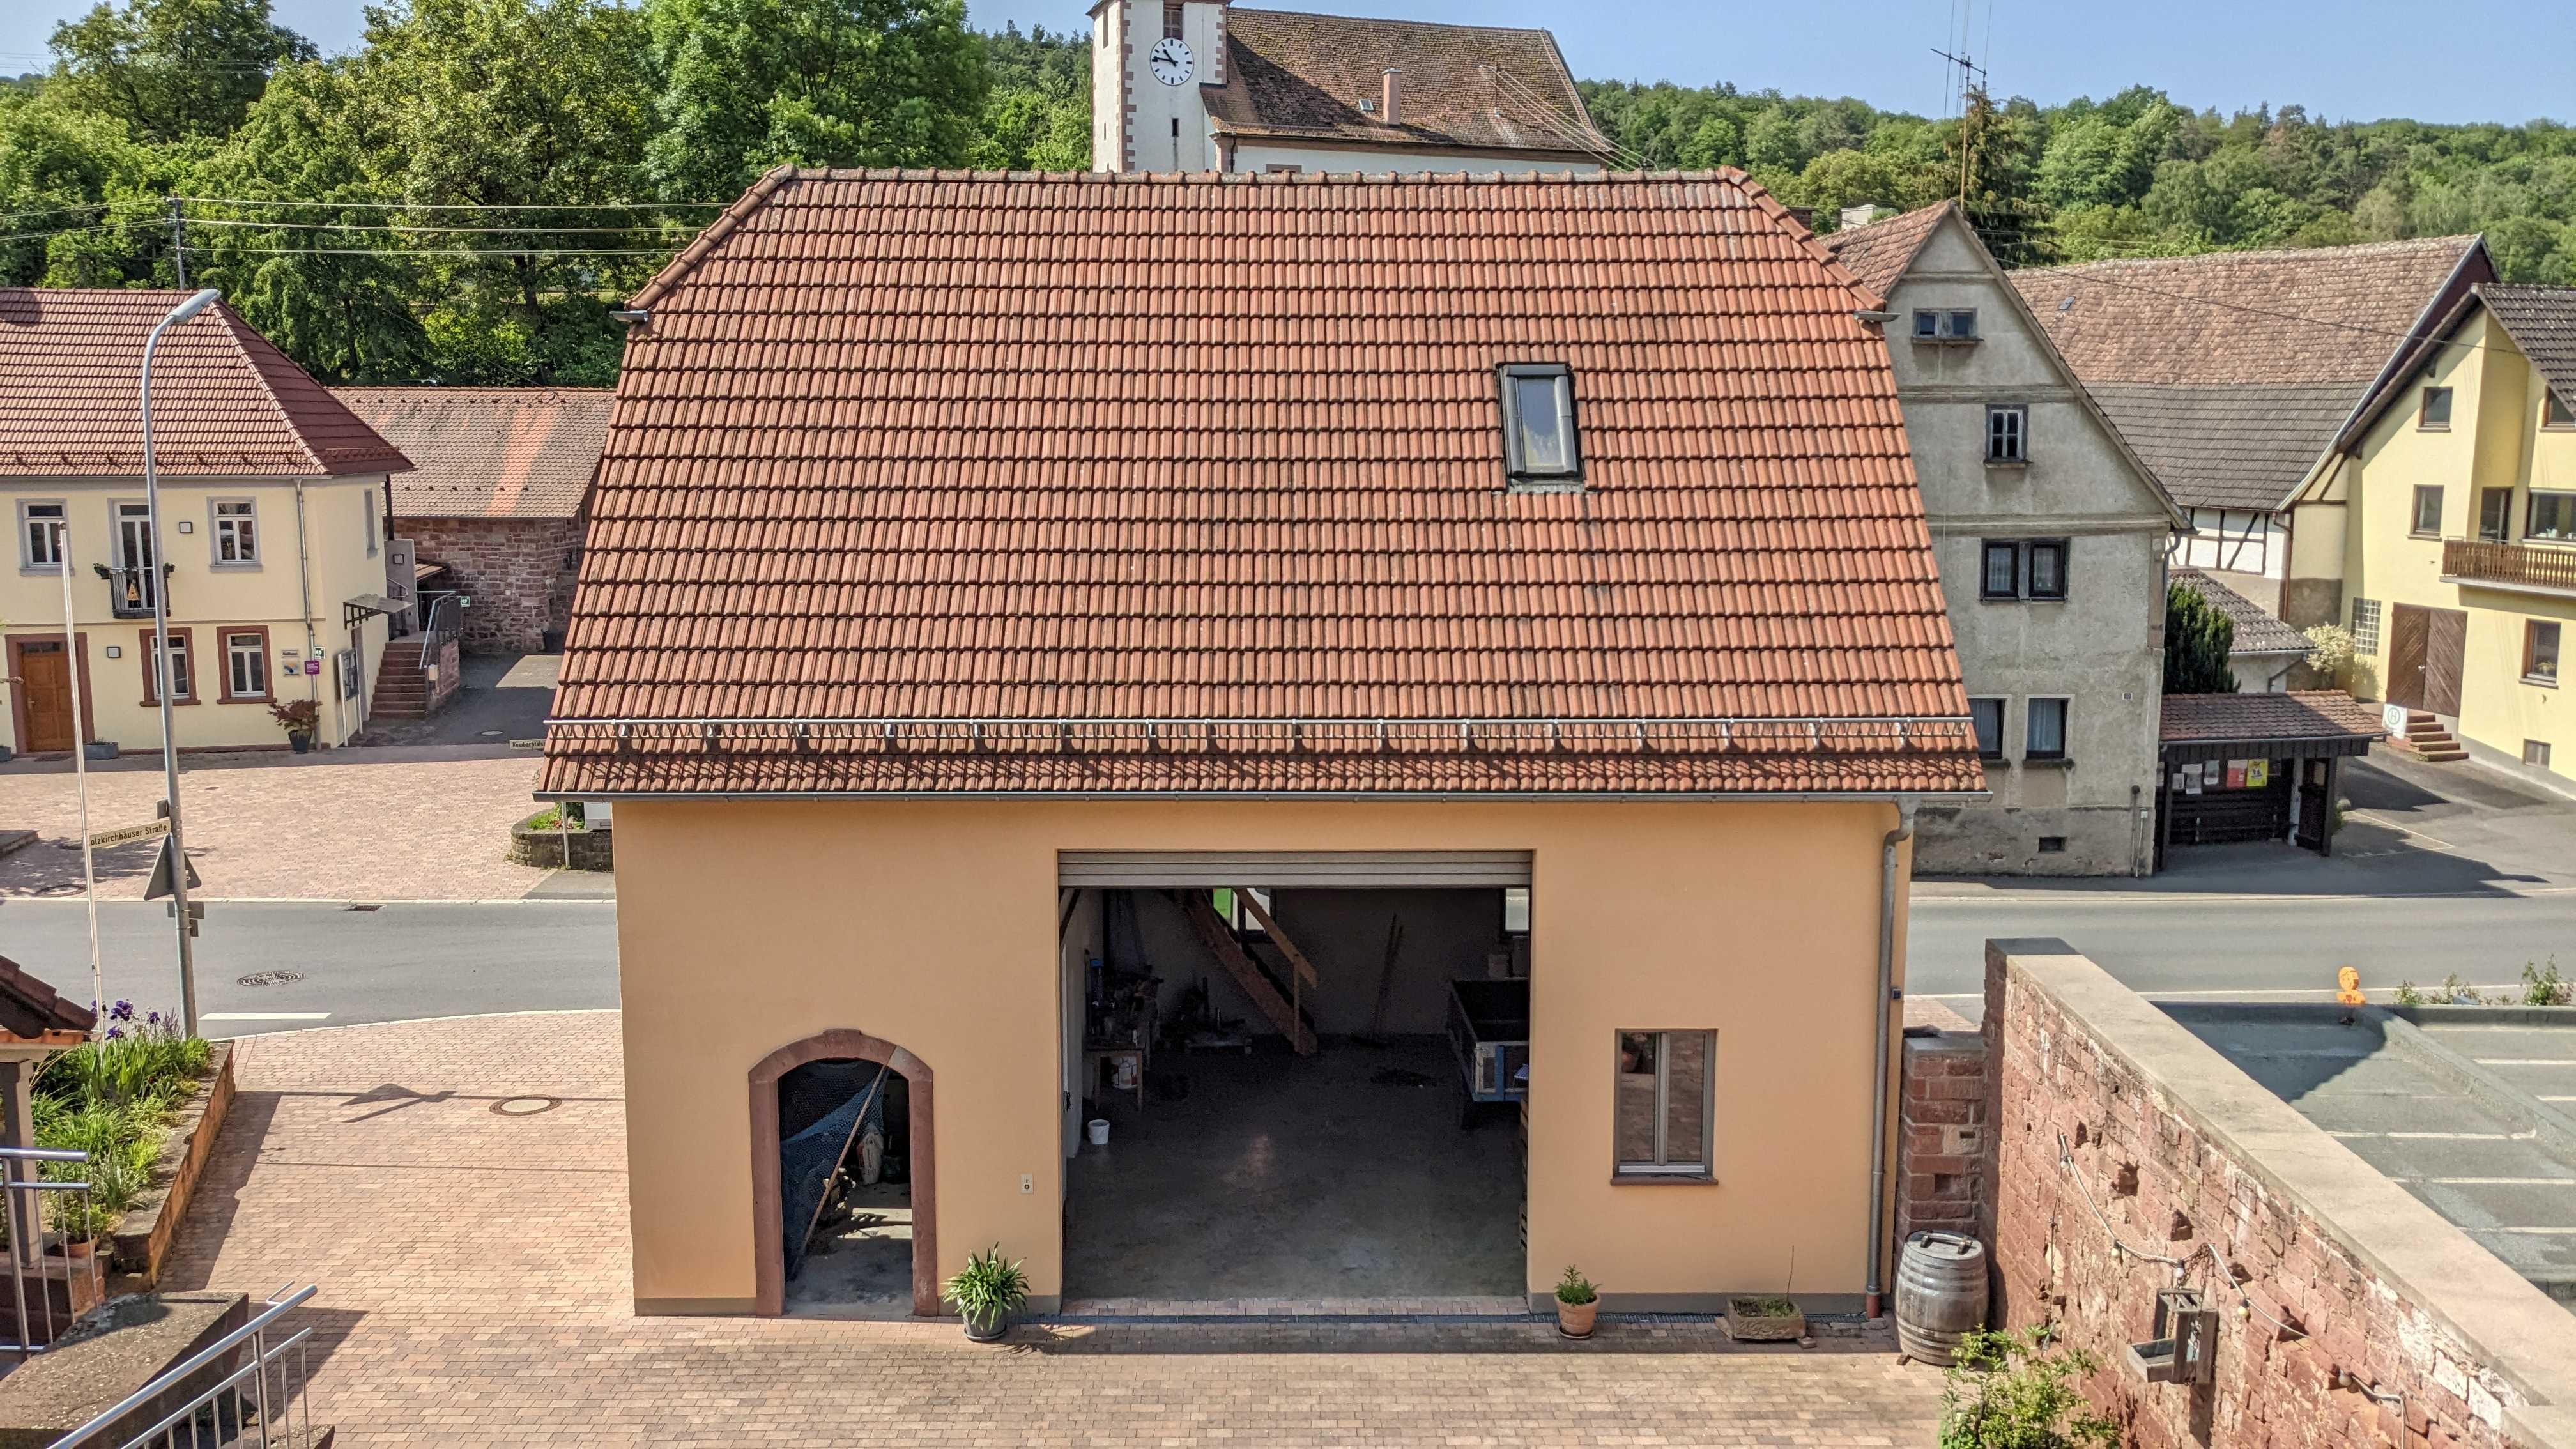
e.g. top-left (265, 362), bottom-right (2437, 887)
top-left (1864, 795), bottom-right (1920, 1319)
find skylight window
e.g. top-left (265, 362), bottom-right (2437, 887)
top-left (1499, 363), bottom-right (1583, 489)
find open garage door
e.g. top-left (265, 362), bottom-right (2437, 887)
top-left (1057, 850), bottom-right (1532, 889)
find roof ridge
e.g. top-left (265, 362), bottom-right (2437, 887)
top-left (1227, 6), bottom-right (1560, 39)
top-left (1721, 169), bottom-right (1885, 312)
top-left (2020, 233), bottom-right (2482, 277)
top-left (778, 167), bottom-right (1809, 186)
top-left (332, 384), bottom-right (617, 397)
top-left (630, 165), bottom-right (800, 312)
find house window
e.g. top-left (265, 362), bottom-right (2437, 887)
top-left (1986, 406), bottom-right (2028, 464)
top-left (19, 502), bottom-right (64, 570)
top-left (1968, 698), bottom-right (2005, 760)
top-left (2532, 492), bottom-right (2576, 543)
top-left (2481, 488), bottom-right (2515, 542)
top-left (222, 630), bottom-right (270, 702)
top-left (2419, 386), bottom-right (2453, 429)
top-left (140, 629), bottom-right (192, 705)
top-left (2025, 698), bottom-right (2069, 761)
top-left (1163, 1), bottom-right (1184, 38)
top-left (2546, 390), bottom-right (2572, 429)
top-left (1981, 539), bottom-right (2069, 601)
top-left (2530, 620), bottom-right (2563, 686)
top-left (1614, 1030), bottom-right (1713, 1177)
top-left (2350, 597), bottom-right (2382, 654)
top-left (2530, 740), bottom-right (2556, 769)
top-left (2411, 486), bottom-right (2445, 538)
top-left (1911, 309), bottom-right (1978, 341)
top-left (1498, 364), bottom-right (1582, 488)
top-left (364, 489), bottom-right (379, 557)
top-left (211, 500), bottom-right (257, 566)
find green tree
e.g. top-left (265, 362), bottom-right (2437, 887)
top-left (45, 0), bottom-right (312, 144)
top-left (2166, 582), bottom-right (2241, 695)
top-left (966, 24), bottom-right (1087, 171)
top-left (643, 0), bottom-right (985, 201)
top-left (0, 87), bottom-right (171, 287)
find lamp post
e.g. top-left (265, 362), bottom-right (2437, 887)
top-left (141, 288), bottom-right (221, 1038)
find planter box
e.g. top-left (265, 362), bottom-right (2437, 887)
top-left (106, 1043), bottom-right (234, 1291)
top-left (1723, 1297), bottom-right (1806, 1343)
top-left (508, 811), bottom-right (613, 871)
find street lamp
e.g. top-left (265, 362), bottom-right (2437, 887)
top-left (141, 288), bottom-right (220, 1038)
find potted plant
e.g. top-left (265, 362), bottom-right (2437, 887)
top-left (945, 1243), bottom-right (1029, 1342)
top-left (1726, 1294), bottom-right (1806, 1342)
top-left (52, 1195), bottom-right (113, 1259)
top-left (1554, 1265), bottom-right (1598, 1339)
top-left (268, 697), bottom-right (321, 753)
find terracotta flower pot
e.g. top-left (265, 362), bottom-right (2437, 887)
top-left (62, 1238), bottom-right (93, 1260)
top-left (1556, 1298), bottom-right (1597, 1339)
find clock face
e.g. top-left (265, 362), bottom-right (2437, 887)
top-left (1149, 36), bottom-right (1193, 86)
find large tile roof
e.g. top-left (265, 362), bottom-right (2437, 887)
top-left (2009, 238), bottom-right (2485, 514)
top-left (334, 387), bottom-right (612, 521)
top-left (540, 169), bottom-right (1979, 799)
top-left (2170, 568), bottom-right (2312, 657)
top-left (2159, 690), bottom-right (2386, 747)
top-left (1204, 9), bottom-right (1604, 160)
top-left (0, 288), bottom-right (410, 478)
top-left (2475, 284), bottom-right (2576, 415)
top-left (1820, 202), bottom-right (1951, 299)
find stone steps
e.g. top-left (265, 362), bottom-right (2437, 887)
top-left (2388, 710), bottom-right (2468, 762)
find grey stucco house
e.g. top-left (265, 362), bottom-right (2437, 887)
top-left (1830, 203), bottom-right (2188, 876)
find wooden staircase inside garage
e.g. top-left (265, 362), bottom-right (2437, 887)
top-left (2388, 710), bottom-right (2467, 762)
top-left (1176, 889), bottom-right (1319, 1055)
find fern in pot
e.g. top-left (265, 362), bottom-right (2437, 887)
top-left (946, 1244), bottom-right (1030, 1342)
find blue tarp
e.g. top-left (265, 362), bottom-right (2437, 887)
top-left (780, 1064), bottom-right (887, 1282)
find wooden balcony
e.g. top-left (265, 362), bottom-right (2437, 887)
top-left (2443, 537), bottom-right (2576, 597)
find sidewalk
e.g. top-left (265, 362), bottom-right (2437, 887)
top-left (0, 746), bottom-right (562, 901)
top-left (163, 1012), bottom-right (1946, 1445)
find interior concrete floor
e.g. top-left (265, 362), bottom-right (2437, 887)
top-left (785, 1181), bottom-right (913, 1319)
top-left (1064, 1035), bottom-right (1522, 1300)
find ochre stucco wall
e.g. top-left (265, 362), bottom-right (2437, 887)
top-left (611, 795), bottom-right (1912, 1314)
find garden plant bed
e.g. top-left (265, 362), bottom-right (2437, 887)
top-left (508, 808), bottom-right (613, 871)
top-left (1724, 1296), bottom-right (1807, 1343)
top-left (105, 1043), bottom-right (233, 1291)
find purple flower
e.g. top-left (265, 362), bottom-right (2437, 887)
top-left (107, 1000), bottom-right (134, 1023)
top-left (146, 1011), bottom-right (162, 1027)
top-left (102, 1025), bottom-right (124, 1041)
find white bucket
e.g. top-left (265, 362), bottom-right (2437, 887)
top-left (1086, 1119), bottom-right (1110, 1147)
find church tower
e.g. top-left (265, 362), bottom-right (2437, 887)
top-left (1091, 0), bottom-right (1229, 172)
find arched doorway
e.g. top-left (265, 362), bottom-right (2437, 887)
top-left (748, 1030), bottom-right (936, 1317)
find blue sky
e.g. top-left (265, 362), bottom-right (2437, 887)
top-left (4, 0), bottom-right (2570, 126)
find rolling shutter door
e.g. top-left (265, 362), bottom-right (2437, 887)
top-left (1057, 850), bottom-right (1533, 888)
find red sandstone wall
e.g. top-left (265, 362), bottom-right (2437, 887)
top-left (1982, 949), bottom-right (2528, 1448)
top-left (401, 516), bottom-right (583, 654)
top-left (1897, 1027), bottom-right (1989, 1248)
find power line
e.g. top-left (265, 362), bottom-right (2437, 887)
top-left (0, 219), bottom-right (164, 245)
top-left (180, 242), bottom-right (675, 257)
top-left (183, 216), bottom-right (690, 236)
top-left (174, 194), bottom-right (735, 211)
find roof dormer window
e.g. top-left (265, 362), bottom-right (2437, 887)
top-left (1498, 363), bottom-right (1583, 489)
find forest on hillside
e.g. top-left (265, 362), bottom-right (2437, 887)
top-left (3, 0), bottom-right (2570, 387)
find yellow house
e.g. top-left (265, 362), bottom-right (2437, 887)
top-left (540, 169), bottom-right (1984, 1321)
top-left (0, 289), bottom-right (413, 757)
top-left (2289, 284), bottom-right (2576, 788)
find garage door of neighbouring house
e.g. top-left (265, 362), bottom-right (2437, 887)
top-left (2388, 604), bottom-right (2469, 716)
top-left (1057, 851), bottom-right (1533, 889)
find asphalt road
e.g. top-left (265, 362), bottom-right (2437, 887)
top-left (3, 885), bottom-right (2572, 1034)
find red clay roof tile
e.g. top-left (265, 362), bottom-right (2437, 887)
top-left (542, 169), bottom-right (1978, 797)
top-left (335, 387), bottom-right (611, 521)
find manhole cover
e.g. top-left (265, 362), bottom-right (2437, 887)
top-left (491, 1097), bottom-right (560, 1117)
top-left (236, 970), bottom-right (304, 988)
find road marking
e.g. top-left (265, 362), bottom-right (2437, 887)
top-left (2475, 1059), bottom-right (2576, 1067)
top-left (2344, 810), bottom-right (2460, 852)
top-left (2329, 1131), bottom-right (2518, 1141)
top-left (200, 1012), bottom-right (332, 1022)
top-left (2397, 1177), bottom-right (2576, 1186)
top-left (2473, 1227), bottom-right (2576, 1235)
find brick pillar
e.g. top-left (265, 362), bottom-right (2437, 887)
top-left (1896, 1023), bottom-right (1991, 1250)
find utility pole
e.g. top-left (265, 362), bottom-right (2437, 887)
top-left (140, 288), bottom-right (222, 1038)
top-left (1931, 47), bottom-right (1989, 203)
top-left (167, 198), bottom-right (187, 289)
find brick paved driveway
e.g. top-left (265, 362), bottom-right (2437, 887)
top-left (0, 747), bottom-right (557, 900)
top-left (165, 1012), bottom-right (1945, 1445)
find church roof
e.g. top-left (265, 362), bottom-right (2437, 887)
top-left (1201, 8), bottom-right (1607, 162)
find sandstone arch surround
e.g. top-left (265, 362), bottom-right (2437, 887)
top-left (746, 1029), bottom-right (937, 1317)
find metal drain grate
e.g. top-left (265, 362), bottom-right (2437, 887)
top-left (236, 970), bottom-right (305, 988)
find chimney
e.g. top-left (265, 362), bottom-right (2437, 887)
top-left (1841, 203), bottom-right (1892, 230)
top-left (1381, 68), bottom-right (1402, 126)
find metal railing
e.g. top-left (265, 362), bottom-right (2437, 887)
top-left (0, 1144), bottom-right (105, 1360)
top-left (98, 564), bottom-right (168, 620)
top-left (2444, 537), bottom-right (2576, 594)
top-left (417, 592), bottom-right (462, 670)
top-left (54, 1284), bottom-right (319, 1449)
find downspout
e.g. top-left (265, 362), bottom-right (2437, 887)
top-left (293, 483), bottom-right (321, 740)
top-left (1864, 795), bottom-right (1920, 1319)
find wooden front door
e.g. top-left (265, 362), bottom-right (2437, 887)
top-left (12, 641), bottom-right (75, 753)
top-left (2425, 608), bottom-right (2468, 716)
top-left (2388, 604), bottom-right (2430, 710)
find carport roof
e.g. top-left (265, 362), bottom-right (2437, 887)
top-left (540, 169), bottom-right (1981, 798)
top-left (2159, 690), bottom-right (2386, 762)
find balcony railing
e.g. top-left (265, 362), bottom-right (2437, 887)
top-left (2443, 537), bottom-right (2576, 595)
top-left (95, 564), bottom-right (169, 619)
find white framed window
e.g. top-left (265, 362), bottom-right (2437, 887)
top-left (19, 501), bottom-right (65, 570)
top-left (223, 630), bottom-right (270, 701)
top-left (2531, 492), bottom-right (2576, 543)
top-left (1981, 539), bottom-right (2069, 601)
top-left (364, 489), bottom-right (379, 557)
top-left (2419, 386), bottom-right (2454, 429)
top-left (1615, 1030), bottom-right (1713, 1177)
top-left (2350, 597), bottom-right (2383, 654)
top-left (1986, 405), bottom-right (2028, 464)
top-left (2411, 485), bottom-right (2445, 538)
top-left (210, 499), bottom-right (258, 566)
top-left (2529, 620), bottom-right (2562, 687)
top-left (1498, 363), bottom-right (1583, 489)
top-left (142, 629), bottom-right (193, 705)
top-left (2025, 697), bottom-right (2069, 761)
top-left (1911, 308), bottom-right (1979, 341)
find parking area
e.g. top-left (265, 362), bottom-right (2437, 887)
top-left (2174, 1003), bottom-right (2576, 1309)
